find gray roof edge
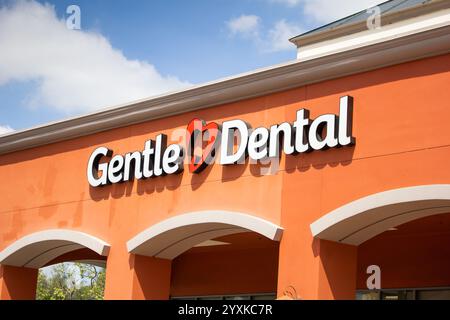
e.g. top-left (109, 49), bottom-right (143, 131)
top-left (1, 24), bottom-right (450, 156)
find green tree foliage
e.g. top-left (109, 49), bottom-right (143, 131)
top-left (36, 262), bottom-right (105, 300)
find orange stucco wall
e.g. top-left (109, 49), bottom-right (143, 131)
top-left (170, 240), bottom-right (279, 297)
top-left (358, 233), bottom-right (450, 290)
top-left (1, 53), bottom-right (450, 299)
top-left (0, 265), bottom-right (37, 300)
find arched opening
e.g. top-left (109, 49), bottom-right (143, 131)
top-left (0, 230), bottom-right (110, 268)
top-left (127, 211), bottom-right (282, 259)
top-left (356, 213), bottom-right (450, 300)
top-left (0, 230), bottom-right (110, 300)
top-left (127, 211), bottom-right (283, 300)
top-left (310, 185), bottom-right (450, 300)
top-left (311, 185), bottom-right (450, 245)
top-left (170, 232), bottom-right (279, 300)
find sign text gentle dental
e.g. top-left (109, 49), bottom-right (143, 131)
top-left (87, 96), bottom-right (355, 187)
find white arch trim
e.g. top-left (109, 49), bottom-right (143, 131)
top-left (0, 229), bottom-right (110, 269)
top-left (127, 211), bottom-right (283, 260)
top-left (310, 184), bottom-right (450, 245)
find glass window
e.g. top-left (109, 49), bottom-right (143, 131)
top-left (417, 289), bottom-right (450, 300)
top-left (172, 293), bottom-right (276, 300)
top-left (381, 290), bottom-right (414, 300)
top-left (356, 291), bottom-right (380, 300)
top-left (252, 294), bottom-right (277, 300)
top-left (224, 296), bottom-right (248, 300)
top-left (197, 296), bottom-right (224, 300)
top-left (357, 288), bottom-right (450, 300)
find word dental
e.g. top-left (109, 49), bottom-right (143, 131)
top-left (87, 96), bottom-right (355, 187)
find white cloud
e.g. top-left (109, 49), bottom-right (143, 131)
top-left (271, 0), bottom-right (386, 24)
top-left (0, 1), bottom-right (191, 114)
top-left (267, 20), bottom-right (302, 52)
top-left (227, 15), bottom-right (300, 52)
top-left (0, 125), bottom-right (14, 135)
top-left (232, 0), bottom-right (386, 52)
top-left (227, 15), bottom-right (261, 38)
top-left (301, 0), bottom-right (386, 24)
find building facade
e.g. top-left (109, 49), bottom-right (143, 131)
top-left (1, 0), bottom-right (450, 300)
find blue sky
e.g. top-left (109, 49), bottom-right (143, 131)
top-left (48, 0), bottom-right (306, 81)
top-left (0, 0), bottom-right (385, 133)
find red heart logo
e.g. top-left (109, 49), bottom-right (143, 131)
top-left (186, 118), bottom-right (220, 173)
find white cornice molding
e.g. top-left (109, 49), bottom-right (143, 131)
top-left (1, 25), bottom-right (450, 155)
top-left (296, 8), bottom-right (450, 61)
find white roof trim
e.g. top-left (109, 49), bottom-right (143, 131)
top-left (310, 184), bottom-right (450, 245)
top-left (290, 0), bottom-right (450, 46)
top-left (0, 229), bottom-right (110, 269)
top-left (0, 25), bottom-right (449, 155)
top-left (127, 211), bottom-right (283, 260)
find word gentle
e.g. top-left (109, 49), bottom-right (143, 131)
top-left (87, 96), bottom-right (355, 187)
